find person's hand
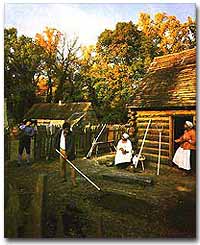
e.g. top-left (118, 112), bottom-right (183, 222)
top-left (121, 149), bottom-right (126, 154)
top-left (63, 154), bottom-right (68, 160)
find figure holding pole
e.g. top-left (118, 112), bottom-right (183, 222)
top-left (54, 122), bottom-right (76, 186)
top-left (56, 149), bottom-right (101, 191)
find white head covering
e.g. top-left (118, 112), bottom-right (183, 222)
top-left (185, 121), bottom-right (193, 128)
top-left (122, 133), bottom-right (129, 139)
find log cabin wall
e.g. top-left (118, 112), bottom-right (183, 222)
top-left (127, 48), bottom-right (196, 166)
top-left (128, 109), bottom-right (196, 166)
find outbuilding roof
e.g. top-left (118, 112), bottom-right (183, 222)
top-left (25, 102), bottom-right (97, 122)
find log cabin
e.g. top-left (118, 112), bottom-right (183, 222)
top-left (127, 48), bottom-right (196, 165)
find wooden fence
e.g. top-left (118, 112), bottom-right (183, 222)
top-left (4, 124), bottom-right (127, 162)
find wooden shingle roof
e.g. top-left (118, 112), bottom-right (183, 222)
top-left (25, 102), bottom-right (96, 120)
top-left (128, 48), bottom-right (196, 110)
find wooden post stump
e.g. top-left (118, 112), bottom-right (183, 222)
top-left (32, 174), bottom-right (48, 238)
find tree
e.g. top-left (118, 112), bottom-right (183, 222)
top-left (77, 45), bottom-right (98, 103)
top-left (137, 12), bottom-right (196, 55)
top-left (35, 27), bottom-right (62, 102)
top-left (4, 28), bottom-right (43, 122)
top-left (83, 21), bottom-right (151, 122)
top-left (54, 35), bottom-right (80, 102)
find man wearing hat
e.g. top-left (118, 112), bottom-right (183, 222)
top-left (18, 119), bottom-right (35, 166)
top-left (173, 120), bottom-right (196, 175)
top-left (114, 132), bottom-right (133, 168)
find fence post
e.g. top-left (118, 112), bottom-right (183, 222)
top-left (32, 174), bottom-right (48, 238)
top-left (4, 128), bottom-right (11, 161)
top-left (4, 184), bottom-right (21, 238)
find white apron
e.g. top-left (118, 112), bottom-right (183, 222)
top-left (115, 139), bottom-right (132, 165)
top-left (173, 147), bottom-right (191, 170)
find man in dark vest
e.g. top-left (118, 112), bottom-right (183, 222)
top-left (54, 122), bottom-right (76, 186)
top-left (18, 119), bottom-right (36, 166)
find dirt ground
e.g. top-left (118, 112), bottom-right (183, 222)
top-left (4, 153), bottom-right (196, 239)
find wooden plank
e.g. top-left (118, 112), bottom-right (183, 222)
top-left (145, 153), bottom-right (169, 163)
top-left (142, 147), bottom-right (169, 156)
top-left (138, 134), bottom-right (169, 142)
top-left (138, 128), bottom-right (169, 136)
top-left (137, 117), bottom-right (169, 122)
top-left (169, 116), bottom-right (173, 160)
top-left (4, 184), bottom-right (21, 238)
top-left (32, 174), bottom-right (48, 238)
top-left (137, 122), bottom-right (169, 129)
top-left (138, 140), bottom-right (169, 150)
top-left (102, 172), bottom-right (153, 185)
top-left (129, 109), bottom-right (196, 116)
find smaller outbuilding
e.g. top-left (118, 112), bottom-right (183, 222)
top-left (25, 101), bottom-right (98, 128)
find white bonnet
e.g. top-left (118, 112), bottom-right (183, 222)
top-left (185, 121), bottom-right (193, 128)
top-left (122, 133), bottom-right (129, 139)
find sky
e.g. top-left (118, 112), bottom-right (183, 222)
top-left (4, 1), bottom-right (196, 47)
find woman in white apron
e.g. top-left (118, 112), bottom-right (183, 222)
top-left (114, 133), bottom-right (133, 168)
top-left (173, 121), bottom-right (196, 174)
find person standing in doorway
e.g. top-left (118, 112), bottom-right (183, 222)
top-left (54, 122), bottom-right (76, 185)
top-left (173, 121), bottom-right (196, 175)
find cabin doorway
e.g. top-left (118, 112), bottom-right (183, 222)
top-left (173, 115), bottom-right (193, 154)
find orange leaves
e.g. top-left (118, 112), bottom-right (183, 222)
top-left (137, 12), bottom-right (196, 55)
top-left (137, 12), bottom-right (151, 34)
top-left (35, 27), bottom-right (62, 54)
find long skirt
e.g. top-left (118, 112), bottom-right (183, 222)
top-left (173, 147), bottom-right (191, 170)
top-left (114, 151), bottom-right (132, 166)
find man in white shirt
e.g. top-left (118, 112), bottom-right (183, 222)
top-left (54, 122), bottom-right (76, 185)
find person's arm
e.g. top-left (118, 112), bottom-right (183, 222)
top-left (175, 133), bottom-right (186, 143)
top-left (126, 140), bottom-right (132, 153)
top-left (54, 129), bottom-right (61, 150)
top-left (65, 133), bottom-right (75, 157)
top-left (19, 124), bottom-right (26, 130)
top-left (117, 140), bottom-right (126, 154)
top-left (30, 127), bottom-right (35, 137)
top-left (188, 130), bottom-right (196, 146)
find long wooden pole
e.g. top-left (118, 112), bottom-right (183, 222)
top-left (135, 119), bottom-right (152, 168)
top-left (86, 124), bottom-right (107, 158)
top-left (56, 149), bottom-right (101, 191)
top-left (157, 131), bottom-right (162, 175)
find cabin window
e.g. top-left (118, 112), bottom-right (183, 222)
top-left (173, 115), bottom-right (194, 154)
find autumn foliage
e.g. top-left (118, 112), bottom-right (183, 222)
top-left (5, 12), bottom-right (196, 123)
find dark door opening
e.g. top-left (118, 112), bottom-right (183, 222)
top-left (173, 115), bottom-right (193, 153)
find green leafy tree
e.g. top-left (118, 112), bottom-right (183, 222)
top-left (83, 21), bottom-right (151, 122)
top-left (77, 45), bottom-right (99, 104)
top-left (4, 28), bottom-right (43, 122)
